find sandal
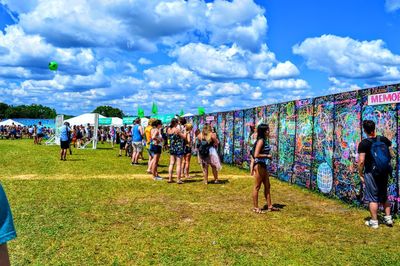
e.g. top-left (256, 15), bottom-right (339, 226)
top-left (177, 180), bottom-right (184, 184)
top-left (252, 208), bottom-right (266, 214)
top-left (262, 205), bottom-right (280, 212)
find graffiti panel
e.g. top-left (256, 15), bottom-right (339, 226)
top-left (223, 112), bottom-right (234, 164)
top-left (266, 104), bottom-right (280, 176)
top-left (216, 113), bottom-right (226, 160)
top-left (234, 110), bottom-right (244, 167)
top-left (293, 99), bottom-right (314, 187)
top-left (311, 95), bottom-right (335, 195)
top-left (278, 102), bottom-right (296, 182)
top-left (255, 106), bottom-right (266, 126)
top-left (361, 86), bottom-right (398, 210)
top-left (243, 108), bottom-right (256, 169)
top-left (333, 91), bottom-right (362, 203)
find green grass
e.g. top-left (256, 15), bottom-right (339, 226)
top-left (1, 139), bottom-right (400, 265)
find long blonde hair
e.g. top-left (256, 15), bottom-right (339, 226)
top-left (201, 124), bottom-right (212, 143)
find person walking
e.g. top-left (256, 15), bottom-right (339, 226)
top-left (145, 119), bottom-right (156, 173)
top-left (197, 124), bottom-right (221, 184)
top-left (131, 118), bottom-right (144, 166)
top-left (252, 124), bottom-right (279, 214)
top-left (59, 122), bottom-right (71, 161)
top-left (167, 118), bottom-right (186, 184)
top-left (117, 127), bottom-right (127, 157)
top-left (0, 183), bottom-right (17, 266)
top-left (358, 120), bottom-right (394, 229)
top-left (36, 121), bottom-right (44, 144)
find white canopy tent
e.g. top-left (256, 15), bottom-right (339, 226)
top-left (182, 113), bottom-right (194, 117)
top-left (110, 117), bottom-right (123, 127)
top-left (64, 113), bottom-right (106, 126)
top-left (0, 119), bottom-right (24, 127)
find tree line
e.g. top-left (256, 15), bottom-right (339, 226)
top-left (0, 103), bottom-right (124, 119)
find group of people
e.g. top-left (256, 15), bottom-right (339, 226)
top-left (0, 122), bottom-right (52, 144)
top-left (115, 117), bottom-right (222, 184)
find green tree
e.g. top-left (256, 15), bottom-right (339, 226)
top-left (2, 104), bottom-right (56, 119)
top-left (0, 103), bottom-right (10, 119)
top-left (93, 106), bottom-right (124, 118)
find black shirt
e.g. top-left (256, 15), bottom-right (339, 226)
top-left (358, 136), bottom-right (391, 173)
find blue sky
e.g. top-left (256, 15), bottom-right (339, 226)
top-left (0, 0), bottom-right (399, 116)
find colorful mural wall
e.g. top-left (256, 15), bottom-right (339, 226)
top-left (189, 83), bottom-right (400, 212)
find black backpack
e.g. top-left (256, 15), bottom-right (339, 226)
top-left (198, 139), bottom-right (211, 158)
top-left (367, 136), bottom-right (392, 177)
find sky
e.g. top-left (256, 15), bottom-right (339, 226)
top-left (0, 0), bottom-right (399, 116)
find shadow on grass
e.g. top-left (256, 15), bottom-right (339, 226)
top-left (65, 159), bottom-right (86, 162)
top-left (272, 203), bottom-right (286, 210)
top-left (207, 179), bottom-right (230, 185)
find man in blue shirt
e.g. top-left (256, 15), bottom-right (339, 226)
top-left (0, 184), bottom-right (16, 266)
top-left (36, 121), bottom-right (45, 144)
top-left (60, 122), bottom-right (71, 161)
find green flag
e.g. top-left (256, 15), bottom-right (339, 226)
top-left (138, 107), bottom-right (145, 118)
top-left (180, 109), bottom-right (184, 116)
top-left (198, 107), bottom-right (205, 116)
top-left (152, 102), bottom-right (158, 115)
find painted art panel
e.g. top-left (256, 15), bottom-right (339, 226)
top-left (198, 116), bottom-right (205, 131)
top-left (278, 102), bottom-right (296, 182)
top-left (233, 110), bottom-right (244, 167)
top-left (223, 112), bottom-right (234, 164)
top-left (293, 99), bottom-right (314, 188)
top-left (243, 108), bottom-right (256, 169)
top-left (361, 86), bottom-right (398, 210)
top-left (333, 91), bottom-right (362, 204)
top-left (266, 104), bottom-right (280, 176)
top-left (216, 113), bottom-right (226, 160)
top-left (255, 106), bottom-right (266, 126)
top-left (311, 95), bottom-right (335, 195)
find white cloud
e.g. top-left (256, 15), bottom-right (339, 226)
top-left (144, 63), bottom-right (203, 90)
top-left (172, 43), bottom-right (279, 79)
top-left (385, 0), bottom-right (400, 12)
top-left (267, 61), bottom-right (300, 79)
top-left (327, 77), bottom-right (362, 94)
top-left (138, 58), bottom-right (152, 65)
top-left (293, 35), bottom-right (400, 81)
top-left (263, 79), bottom-right (310, 89)
top-left (214, 97), bottom-right (233, 107)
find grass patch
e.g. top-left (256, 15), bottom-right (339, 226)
top-left (1, 139), bottom-right (400, 265)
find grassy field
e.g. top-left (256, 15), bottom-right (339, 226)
top-left (1, 139), bottom-right (400, 265)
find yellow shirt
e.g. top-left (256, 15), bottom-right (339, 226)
top-left (145, 125), bottom-right (152, 146)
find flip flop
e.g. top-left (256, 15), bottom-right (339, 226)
top-left (252, 208), bottom-right (266, 214)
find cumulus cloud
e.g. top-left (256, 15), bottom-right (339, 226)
top-left (385, 0), bottom-right (400, 12)
top-left (263, 79), bottom-right (310, 89)
top-left (327, 77), bottom-right (362, 94)
top-left (138, 58), bottom-right (152, 65)
top-left (267, 61), bottom-right (300, 80)
top-left (293, 34), bottom-right (400, 81)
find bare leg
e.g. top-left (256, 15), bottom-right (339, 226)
top-left (168, 156), bottom-right (176, 182)
top-left (147, 154), bottom-right (154, 172)
top-left (384, 201), bottom-right (391, 216)
top-left (262, 170), bottom-right (272, 209)
top-left (369, 202), bottom-right (379, 221)
top-left (0, 244), bottom-right (10, 266)
top-left (176, 157), bottom-right (182, 182)
top-left (253, 165), bottom-right (264, 209)
top-left (202, 163), bottom-right (209, 184)
top-left (151, 154), bottom-right (160, 178)
top-left (211, 166), bottom-right (218, 182)
top-left (185, 154), bottom-right (191, 178)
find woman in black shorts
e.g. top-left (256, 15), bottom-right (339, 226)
top-left (182, 123), bottom-right (193, 179)
top-left (150, 120), bottom-right (163, 180)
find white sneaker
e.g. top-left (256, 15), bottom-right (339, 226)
top-left (365, 220), bottom-right (379, 229)
top-left (154, 176), bottom-right (163, 181)
top-left (383, 215), bottom-right (394, 227)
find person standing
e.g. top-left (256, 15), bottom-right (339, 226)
top-left (150, 120), bottom-right (163, 181)
top-left (182, 123), bottom-right (193, 179)
top-left (145, 119), bottom-right (156, 173)
top-left (59, 122), bottom-right (71, 161)
top-left (252, 124), bottom-right (279, 214)
top-left (167, 119), bottom-right (186, 184)
top-left (36, 121), bottom-right (44, 144)
top-left (110, 126), bottom-right (116, 148)
top-left (197, 124), bottom-right (221, 184)
top-left (131, 118), bottom-right (144, 165)
top-left (358, 120), bottom-right (394, 229)
top-left (0, 183), bottom-right (17, 266)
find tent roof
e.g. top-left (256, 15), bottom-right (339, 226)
top-left (0, 119), bottom-right (24, 126)
top-left (64, 113), bottom-right (106, 126)
top-left (110, 117), bottom-right (123, 126)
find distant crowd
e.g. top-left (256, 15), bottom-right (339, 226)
top-left (0, 122), bottom-right (54, 144)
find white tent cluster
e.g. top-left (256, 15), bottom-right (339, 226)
top-left (0, 119), bottom-right (25, 127)
top-left (64, 113), bottom-right (123, 127)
